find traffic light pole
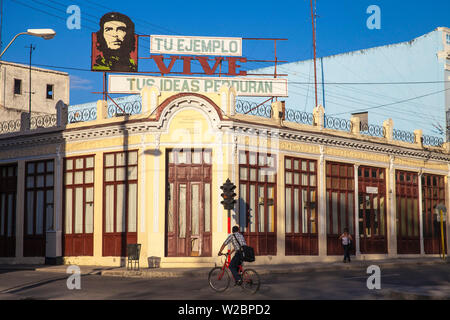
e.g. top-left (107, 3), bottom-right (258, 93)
top-left (221, 178), bottom-right (236, 264)
top-left (440, 209), bottom-right (445, 260)
top-left (227, 208), bottom-right (231, 263)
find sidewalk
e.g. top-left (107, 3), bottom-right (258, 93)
top-left (2, 256), bottom-right (446, 279)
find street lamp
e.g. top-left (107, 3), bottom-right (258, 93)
top-left (0, 28), bottom-right (56, 59)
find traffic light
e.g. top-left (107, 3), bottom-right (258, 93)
top-left (220, 178), bottom-right (236, 210)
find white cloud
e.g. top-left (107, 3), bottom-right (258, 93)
top-left (70, 75), bottom-right (93, 90)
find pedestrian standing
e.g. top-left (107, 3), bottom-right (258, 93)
top-left (339, 228), bottom-right (353, 263)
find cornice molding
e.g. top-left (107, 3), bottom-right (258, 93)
top-left (0, 111), bottom-right (448, 163)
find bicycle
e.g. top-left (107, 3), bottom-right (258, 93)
top-left (208, 252), bottom-right (260, 294)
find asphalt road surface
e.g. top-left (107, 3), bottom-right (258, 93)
top-left (0, 264), bottom-right (449, 300)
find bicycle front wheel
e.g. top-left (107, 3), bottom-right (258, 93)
top-left (241, 268), bottom-right (260, 294)
top-left (208, 267), bottom-right (230, 292)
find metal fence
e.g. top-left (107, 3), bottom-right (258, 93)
top-left (0, 114), bottom-right (58, 134)
top-left (107, 100), bottom-right (142, 118)
top-left (285, 108), bottom-right (314, 125)
top-left (0, 119), bottom-right (21, 134)
top-left (324, 115), bottom-right (352, 132)
top-left (30, 114), bottom-right (57, 130)
top-left (422, 135), bottom-right (444, 147)
top-left (393, 129), bottom-right (416, 144)
top-left (235, 100), bottom-right (272, 118)
top-left (360, 123), bottom-right (386, 138)
top-left (68, 106), bottom-right (97, 123)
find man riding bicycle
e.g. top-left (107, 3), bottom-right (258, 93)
top-left (218, 226), bottom-right (247, 286)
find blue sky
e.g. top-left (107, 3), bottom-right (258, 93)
top-left (1, 0), bottom-right (449, 105)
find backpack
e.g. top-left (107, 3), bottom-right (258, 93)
top-left (233, 234), bottom-right (255, 262)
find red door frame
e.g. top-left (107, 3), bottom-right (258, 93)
top-left (238, 151), bottom-right (277, 256)
top-left (62, 155), bottom-right (95, 257)
top-left (166, 149), bottom-right (212, 257)
top-left (102, 151), bottom-right (138, 257)
top-left (422, 174), bottom-right (447, 254)
top-left (0, 164), bottom-right (17, 257)
top-left (284, 156), bottom-right (318, 255)
top-left (358, 166), bottom-right (388, 254)
top-left (326, 161), bottom-right (355, 255)
top-left (395, 170), bottom-right (420, 254)
top-left (23, 160), bottom-right (54, 257)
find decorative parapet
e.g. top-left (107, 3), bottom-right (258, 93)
top-left (313, 105), bottom-right (325, 129)
top-left (97, 100), bottom-right (108, 120)
top-left (443, 142), bottom-right (450, 153)
top-left (285, 109), bottom-right (314, 125)
top-left (414, 129), bottom-right (423, 147)
top-left (383, 118), bottom-right (393, 142)
top-left (29, 114), bottom-right (57, 130)
top-left (422, 135), bottom-right (444, 147)
top-left (393, 128), bottom-right (416, 144)
top-left (272, 100), bottom-right (283, 125)
top-left (235, 100), bottom-right (272, 118)
top-left (324, 115), bottom-right (352, 132)
top-left (350, 115), bottom-right (360, 135)
top-left (141, 85), bottom-right (161, 115)
top-left (56, 100), bottom-right (68, 127)
top-left (20, 113), bottom-right (30, 132)
top-left (219, 84), bottom-right (237, 116)
top-left (360, 123), bottom-right (386, 138)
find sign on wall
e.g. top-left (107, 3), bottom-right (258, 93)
top-left (366, 186), bottom-right (379, 194)
top-left (150, 35), bottom-right (242, 56)
top-left (108, 75), bottom-right (288, 97)
top-left (92, 12), bottom-right (139, 72)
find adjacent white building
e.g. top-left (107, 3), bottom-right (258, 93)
top-left (0, 61), bottom-right (69, 122)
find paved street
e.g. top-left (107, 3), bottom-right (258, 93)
top-left (0, 263), bottom-right (448, 300)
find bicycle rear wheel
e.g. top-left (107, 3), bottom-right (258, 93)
top-left (208, 267), bottom-right (230, 292)
top-left (241, 268), bottom-right (260, 294)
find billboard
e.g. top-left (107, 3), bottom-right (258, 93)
top-left (91, 12), bottom-right (138, 72)
top-left (109, 75), bottom-right (288, 97)
top-left (150, 35), bottom-right (242, 56)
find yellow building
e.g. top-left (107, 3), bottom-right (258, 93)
top-left (0, 86), bottom-right (448, 267)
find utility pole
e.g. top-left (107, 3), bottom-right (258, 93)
top-left (26, 44), bottom-right (35, 115)
top-left (310, 0), bottom-right (318, 107)
top-left (321, 57), bottom-right (325, 109)
top-left (0, 0), bottom-right (3, 54)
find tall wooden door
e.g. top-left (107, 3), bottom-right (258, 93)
top-left (0, 165), bottom-right (17, 257)
top-left (63, 156), bottom-right (94, 256)
top-left (326, 162), bottom-right (355, 255)
top-left (396, 170), bottom-right (420, 254)
top-left (422, 174), bottom-right (447, 254)
top-left (24, 160), bottom-right (54, 257)
top-left (166, 149), bottom-right (212, 257)
top-left (238, 151), bottom-right (277, 256)
top-left (358, 166), bottom-right (387, 254)
top-left (102, 151), bottom-right (138, 257)
top-left (285, 157), bottom-right (318, 255)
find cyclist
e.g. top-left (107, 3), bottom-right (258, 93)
top-left (218, 225), bottom-right (247, 286)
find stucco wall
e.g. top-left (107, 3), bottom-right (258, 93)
top-left (253, 28), bottom-right (448, 138)
top-left (0, 61), bottom-right (69, 120)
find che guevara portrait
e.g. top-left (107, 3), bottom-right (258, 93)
top-left (91, 12), bottom-right (138, 72)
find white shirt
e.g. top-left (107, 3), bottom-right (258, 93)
top-left (342, 236), bottom-right (350, 245)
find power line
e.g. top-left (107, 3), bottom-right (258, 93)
top-left (290, 80), bottom-right (450, 85)
top-left (329, 87), bottom-right (450, 116)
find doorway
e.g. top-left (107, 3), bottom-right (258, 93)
top-left (358, 166), bottom-right (387, 254)
top-left (166, 149), bottom-right (212, 257)
top-left (0, 165), bottom-right (17, 257)
top-left (396, 170), bottom-right (420, 254)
